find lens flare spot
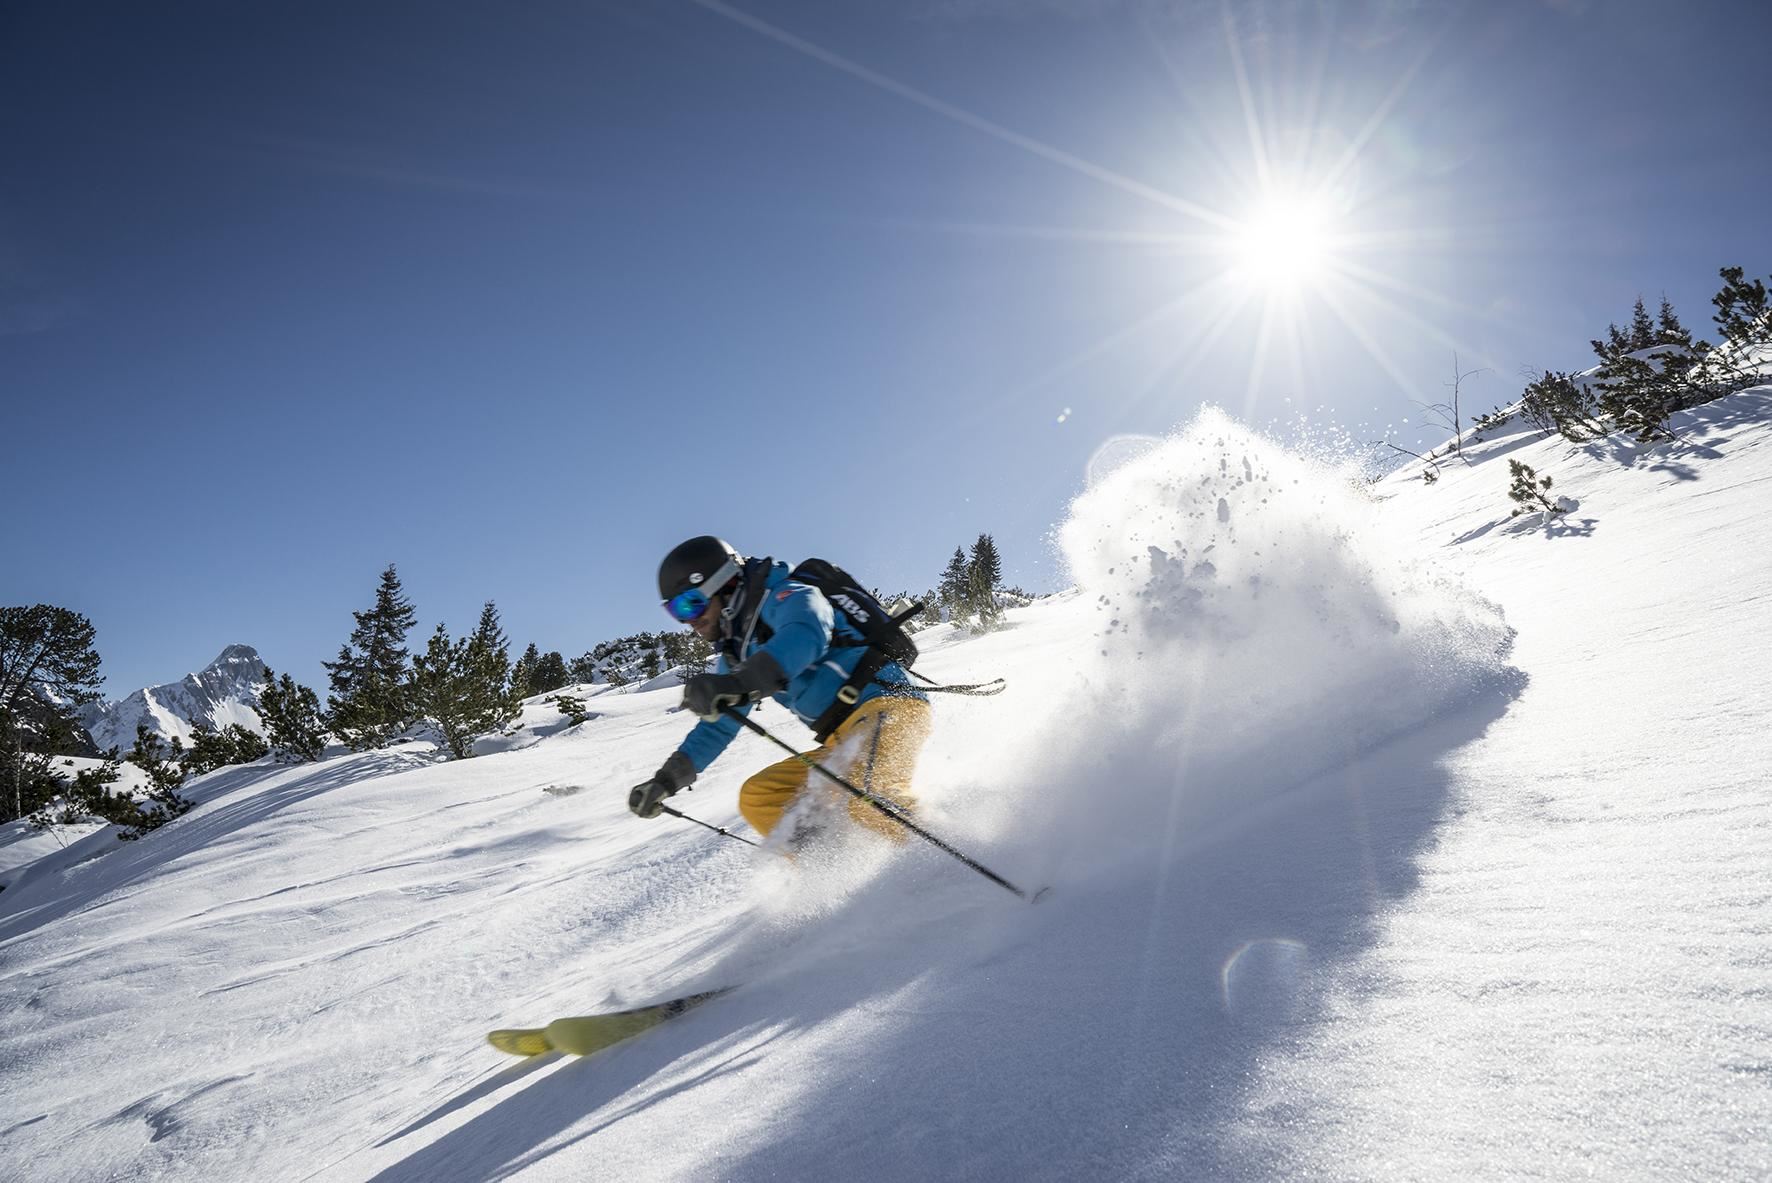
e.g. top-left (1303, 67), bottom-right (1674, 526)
top-left (1221, 938), bottom-right (1310, 1021)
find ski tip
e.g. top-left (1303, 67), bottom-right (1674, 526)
top-left (487, 1028), bottom-right (553, 1057)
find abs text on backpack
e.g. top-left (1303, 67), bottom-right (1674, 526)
top-left (787, 558), bottom-right (922, 671)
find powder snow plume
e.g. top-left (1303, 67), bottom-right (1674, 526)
top-left (999, 408), bottom-right (1520, 876)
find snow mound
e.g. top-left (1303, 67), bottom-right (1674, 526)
top-left (1029, 407), bottom-right (1519, 868)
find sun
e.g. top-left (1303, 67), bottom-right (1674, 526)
top-left (1228, 192), bottom-right (1337, 290)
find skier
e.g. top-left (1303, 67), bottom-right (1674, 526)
top-left (628, 536), bottom-right (931, 842)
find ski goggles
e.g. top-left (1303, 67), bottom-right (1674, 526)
top-left (662, 558), bottom-right (739, 623)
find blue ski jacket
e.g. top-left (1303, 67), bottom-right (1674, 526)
top-left (676, 559), bottom-right (924, 773)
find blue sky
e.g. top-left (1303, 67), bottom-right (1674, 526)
top-left (3, 0), bottom-right (1768, 696)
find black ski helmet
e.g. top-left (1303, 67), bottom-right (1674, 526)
top-left (658, 535), bottom-right (743, 601)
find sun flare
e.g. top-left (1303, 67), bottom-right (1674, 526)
top-left (1229, 193), bottom-right (1336, 289)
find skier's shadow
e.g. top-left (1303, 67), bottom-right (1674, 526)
top-left (374, 1053), bottom-right (561, 1146)
top-left (367, 1017), bottom-right (794, 1183)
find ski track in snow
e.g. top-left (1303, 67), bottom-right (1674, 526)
top-left (1, 391), bottom-right (1769, 1181)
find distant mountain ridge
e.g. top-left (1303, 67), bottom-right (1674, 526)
top-left (79, 645), bottom-right (269, 753)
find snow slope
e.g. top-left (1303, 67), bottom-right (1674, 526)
top-left (2, 391), bottom-right (1768, 1181)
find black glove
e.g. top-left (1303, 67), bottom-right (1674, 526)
top-left (629, 751), bottom-right (697, 819)
top-left (682, 651), bottom-right (788, 721)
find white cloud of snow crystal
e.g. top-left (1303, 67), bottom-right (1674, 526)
top-left (1016, 407), bottom-right (1520, 875)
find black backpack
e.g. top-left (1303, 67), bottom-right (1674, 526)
top-left (786, 558), bottom-right (923, 670)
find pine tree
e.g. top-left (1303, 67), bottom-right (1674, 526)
top-left (184, 722), bottom-right (229, 775)
top-left (257, 668), bottom-right (327, 762)
top-left (530, 651), bottom-right (569, 695)
top-left (1, 604), bottom-right (105, 823)
top-left (547, 693), bottom-right (591, 726)
top-left (511, 643), bottom-right (541, 700)
top-left (1519, 370), bottom-right (1605, 441)
top-left (664, 632), bottom-right (713, 682)
top-left (464, 603), bottom-right (521, 716)
top-left (1628, 297), bottom-right (1656, 350)
top-left (1656, 295), bottom-right (1690, 345)
top-left (411, 610), bottom-right (522, 760)
top-left (183, 722), bottom-right (265, 775)
top-left (1711, 266), bottom-right (1771, 354)
top-left (323, 565), bottom-right (418, 750)
top-left (938, 547), bottom-right (971, 626)
top-left (1507, 459), bottom-right (1566, 518)
top-left (119, 724), bottom-right (192, 839)
top-left (968, 534), bottom-right (1004, 629)
top-left (54, 754), bottom-right (130, 828)
top-left (568, 652), bottom-right (600, 684)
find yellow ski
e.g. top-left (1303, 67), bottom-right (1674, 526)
top-left (487, 989), bottom-right (732, 1058)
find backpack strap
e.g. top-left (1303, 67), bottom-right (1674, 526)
top-left (808, 647), bottom-right (898, 743)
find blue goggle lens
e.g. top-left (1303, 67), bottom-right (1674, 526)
top-left (664, 587), bottom-right (712, 623)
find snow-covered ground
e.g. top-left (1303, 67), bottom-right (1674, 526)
top-left (2, 391), bottom-right (1768, 1181)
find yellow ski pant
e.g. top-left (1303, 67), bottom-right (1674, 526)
top-left (738, 695), bottom-right (933, 840)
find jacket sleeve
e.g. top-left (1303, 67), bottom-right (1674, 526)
top-left (676, 651), bottom-right (743, 772)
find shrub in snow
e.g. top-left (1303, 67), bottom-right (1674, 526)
top-left (117, 724), bottom-right (193, 839)
top-left (1520, 370), bottom-right (1607, 441)
top-left (546, 694), bottom-right (591, 726)
top-left (1593, 347), bottom-right (1693, 443)
top-left (1693, 266), bottom-right (1772, 391)
top-left (184, 721), bottom-right (269, 775)
top-left (257, 669), bottom-right (327, 763)
top-left (1710, 266), bottom-right (1770, 351)
top-left (1507, 460), bottom-right (1567, 518)
top-left (1468, 406), bottom-right (1512, 442)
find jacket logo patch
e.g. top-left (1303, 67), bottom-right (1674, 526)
top-left (775, 589), bottom-right (793, 601)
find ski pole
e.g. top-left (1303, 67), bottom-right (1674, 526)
top-left (658, 802), bottom-right (759, 848)
top-left (720, 706), bottom-right (1039, 901)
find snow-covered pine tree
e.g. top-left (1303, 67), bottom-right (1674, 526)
top-left (1656, 295), bottom-right (1690, 346)
top-left (323, 565), bottom-right (418, 751)
top-left (257, 669), bottom-right (327, 763)
top-left (53, 754), bottom-right (129, 828)
top-left (1701, 265), bottom-right (1772, 386)
top-left (119, 724), bottom-right (192, 839)
top-left (1594, 346), bottom-right (1690, 443)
